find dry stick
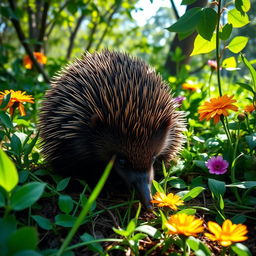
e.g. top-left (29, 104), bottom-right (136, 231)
top-left (35, 0), bottom-right (50, 52)
top-left (8, 0), bottom-right (50, 83)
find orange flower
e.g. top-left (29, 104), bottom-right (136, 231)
top-left (244, 104), bottom-right (255, 113)
top-left (23, 52), bottom-right (47, 69)
top-left (198, 95), bottom-right (238, 124)
top-left (182, 83), bottom-right (200, 91)
top-left (165, 213), bottom-right (204, 237)
top-left (0, 90), bottom-right (34, 116)
top-left (205, 219), bottom-right (248, 247)
top-left (151, 192), bottom-right (184, 210)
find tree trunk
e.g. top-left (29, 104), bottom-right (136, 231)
top-left (165, 0), bottom-right (208, 75)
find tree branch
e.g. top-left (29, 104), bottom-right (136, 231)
top-left (8, 0), bottom-right (50, 83)
top-left (170, 0), bottom-right (180, 20)
top-left (66, 14), bottom-right (85, 59)
top-left (35, 0), bottom-right (49, 52)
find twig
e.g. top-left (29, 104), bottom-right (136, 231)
top-left (170, 0), bottom-right (180, 20)
top-left (8, 0), bottom-right (50, 83)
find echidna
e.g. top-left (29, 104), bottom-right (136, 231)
top-left (39, 50), bottom-right (185, 209)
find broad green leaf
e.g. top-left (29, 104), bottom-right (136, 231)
top-left (10, 133), bottom-right (22, 156)
top-left (58, 195), bottom-right (74, 214)
top-left (219, 23), bottom-right (233, 40)
top-left (0, 93), bottom-right (11, 109)
top-left (80, 232), bottom-right (103, 253)
top-left (197, 8), bottom-right (217, 41)
top-left (177, 208), bottom-right (197, 215)
top-left (245, 134), bottom-right (256, 150)
top-left (10, 182), bottom-right (46, 210)
top-left (227, 36), bottom-right (249, 53)
top-left (32, 215), bottom-right (52, 230)
top-left (0, 149), bottom-right (18, 192)
top-left (222, 56), bottom-right (237, 69)
top-left (226, 181), bottom-right (256, 189)
top-left (152, 180), bottom-right (164, 193)
top-left (55, 214), bottom-right (76, 227)
top-left (135, 225), bottom-right (162, 239)
top-left (236, 82), bottom-right (255, 94)
top-left (231, 243), bottom-right (252, 256)
top-left (208, 178), bottom-right (226, 196)
top-left (187, 236), bottom-right (212, 256)
top-left (56, 177), bottom-right (71, 191)
top-left (181, 187), bottom-right (205, 201)
top-left (240, 54), bottom-right (256, 90)
top-left (235, 0), bottom-right (251, 13)
top-left (126, 218), bottom-right (137, 236)
top-left (190, 33), bottom-right (216, 56)
top-left (228, 8), bottom-right (249, 28)
top-left (113, 227), bottom-right (129, 237)
top-left (7, 227), bottom-right (38, 255)
top-left (0, 111), bottom-right (13, 128)
top-left (167, 7), bottom-right (202, 33)
top-left (181, 0), bottom-right (197, 4)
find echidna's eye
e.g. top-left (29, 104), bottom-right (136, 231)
top-left (117, 156), bottom-right (128, 168)
top-left (152, 156), bottom-right (157, 163)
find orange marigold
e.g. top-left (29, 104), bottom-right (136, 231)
top-left (0, 90), bottom-right (34, 116)
top-left (182, 83), bottom-right (200, 91)
top-left (165, 213), bottom-right (204, 237)
top-left (198, 95), bottom-right (238, 124)
top-left (151, 192), bottom-right (184, 210)
top-left (23, 52), bottom-right (47, 69)
top-left (244, 104), bottom-right (255, 113)
top-left (205, 219), bottom-right (248, 247)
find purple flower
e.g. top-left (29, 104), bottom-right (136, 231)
top-left (174, 96), bottom-right (185, 106)
top-left (206, 156), bottom-right (229, 175)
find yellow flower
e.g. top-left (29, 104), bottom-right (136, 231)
top-left (205, 219), bottom-right (248, 247)
top-left (182, 83), bottom-right (200, 91)
top-left (198, 95), bottom-right (238, 124)
top-left (151, 192), bottom-right (184, 210)
top-left (244, 104), bottom-right (255, 113)
top-left (0, 90), bottom-right (34, 116)
top-left (165, 213), bottom-right (204, 237)
top-left (23, 52), bottom-right (47, 69)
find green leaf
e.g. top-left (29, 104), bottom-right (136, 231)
top-left (236, 82), bottom-right (255, 94)
top-left (167, 7), bottom-right (202, 33)
top-left (126, 218), bottom-right (137, 236)
top-left (7, 227), bottom-right (38, 255)
top-left (80, 232), bottom-right (103, 253)
top-left (113, 227), bottom-right (129, 237)
top-left (219, 23), bottom-right (233, 40)
top-left (10, 133), bottom-right (22, 156)
top-left (23, 132), bottom-right (39, 156)
top-left (56, 177), bottom-right (71, 191)
top-left (208, 178), bottom-right (226, 196)
top-left (152, 180), bottom-right (165, 193)
top-left (245, 134), bottom-right (256, 150)
top-left (32, 215), bottom-right (53, 230)
top-left (181, 187), bottom-right (205, 201)
top-left (181, 0), bottom-right (197, 4)
top-left (0, 93), bottom-right (11, 109)
top-left (222, 56), bottom-right (237, 69)
top-left (231, 243), bottom-right (252, 256)
top-left (187, 236), bottom-right (212, 256)
top-left (58, 195), bottom-right (74, 214)
top-left (190, 33), bottom-right (216, 56)
top-left (13, 250), bottom-right (42, 256)
top-left (227, 36), bottom-right (249, 53)
top-left (55, 214), bottom-right (76, 227)
top-left (0, 149), bottom-right (18, 192)
top-left (226, 181), bottom-right (256, 189)
top-left (168, 177), bottom-right (187, 189)
top-left (240, 54), bottom-right (256, 91)
top-left (0, 111), bottom-right (13, 128)
top-left (135, 225), bottom-right (162, 239)
top-left (177, 208), bottom-right (197, 215)
top-left (228, 8), bottom-right (249, 28)
top-left (197, 8), bottom-right (217, 41)
top-left (235, 0), bottom-right (251, 13)
top-left (10, 182), bottom-right (46, 211)
top-left (219, 194), bottom-right (225, 210)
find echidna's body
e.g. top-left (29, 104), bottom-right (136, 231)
top-left (39, 50), bottom-right (185, 209)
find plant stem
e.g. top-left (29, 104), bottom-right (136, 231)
top-left (56, 156), bottom-right (115, 256)
top-left (221, 117), bottom-right (232, 146)
top-left (182, 236), bottom-right (188, 256)
top-left (216, 0), bottom-right (222, 96)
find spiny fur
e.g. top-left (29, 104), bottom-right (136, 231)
top-left (39, 50), bottom-right (186, 173)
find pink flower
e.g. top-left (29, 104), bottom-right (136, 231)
top-left (206, 156), bottom-right (229, 175)
top-left (174, 96), bottom-right (185, 106)
top-left (207, 60), bottom-right (222, 71)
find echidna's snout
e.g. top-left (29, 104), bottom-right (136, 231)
top-left (114, 159), bottom-right (153, 210)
